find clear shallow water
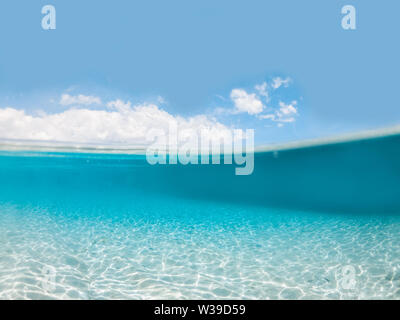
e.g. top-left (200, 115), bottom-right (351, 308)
top-left (1, 135), bottom-right (400, 299)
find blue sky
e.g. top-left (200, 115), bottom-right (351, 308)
top-left (0, 0), bottom-right (399, 146)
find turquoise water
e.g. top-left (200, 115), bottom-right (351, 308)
top-left (1, 134), bottom-right (400, 299)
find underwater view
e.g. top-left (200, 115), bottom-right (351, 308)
top-left (1, 133), bottom-right (399, 300)
top-left (1, 0), bottom-right (400, 306)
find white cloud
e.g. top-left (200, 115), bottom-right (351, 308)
top-left (277, 101), bottom-right (297, 120)
top-left (59, 94), bottom-right (101, 106)
top-left (227, 77), bottom-right (293, 116)
top-left (255, 82), bottom-right (268, 99)
top-left (0, 102), bottom-right (233, 148)
top-left (258, 100), bottom-right (298, 125)
top-left (271, 77), bottom-right (291, 90)
top-left (230, 89), bottom-right (264, 115)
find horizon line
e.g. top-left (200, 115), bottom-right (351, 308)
top-left (1, 124), bottom-right (400, 155)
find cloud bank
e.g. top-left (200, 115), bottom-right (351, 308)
top-left (0, 101), bottom-right (233, 147)
top-left (0, 76), bottom-right (299, 146)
